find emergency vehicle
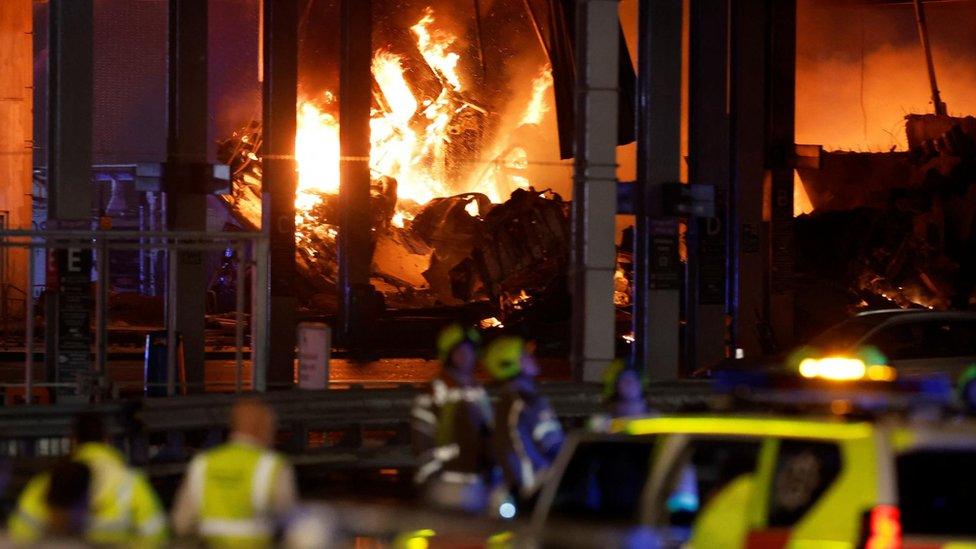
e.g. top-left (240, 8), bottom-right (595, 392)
top-left (524, 357), bottom-right (976, 548)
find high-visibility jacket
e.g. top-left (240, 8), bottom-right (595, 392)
top-left (184, 442), bottom-right (289, 548)
top-left (411, 376), bottom-right (494, 486)
top-left (492, 378), bottom-right (564, 498)
top-left (7, 442), bottom-right (167, 546)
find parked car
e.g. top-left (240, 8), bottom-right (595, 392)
top-left (805, 309), bottom-right (976, 380)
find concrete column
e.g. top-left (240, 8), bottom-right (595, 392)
top-left (634, 0), bottom-right (683, 381)
top-left (261, 0), bottom-right (298, 389)
top-left (688, 0), bottom-right (731, 370)
top-left (571, 0), bottom-right (620, 382)
top-left (730, 0), bottom-right (767, 357)
top-left (166, 0), bottom-right (208, 392)
top-left (767, 0), bottom-right (796, 351)
top-left (337, 0), bottom-right (375, 349)
top-left (48, 0), bottom-right (94, 391)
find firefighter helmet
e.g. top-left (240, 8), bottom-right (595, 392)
top-left (437, 324), bottom-right (481, 364)
top-left (483, 336), bottom-right (525, 381)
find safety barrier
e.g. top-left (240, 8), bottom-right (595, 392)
top-left (0, 381), bottom-right (712, 464)
top-left (0, 229), bottom-right (269, 402)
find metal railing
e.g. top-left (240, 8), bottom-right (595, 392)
top-left (0, 229), bottom-right (269, 403)
top-left (0, 381), bottom-right (713, 461)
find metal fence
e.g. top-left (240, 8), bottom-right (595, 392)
top-left (0, 229), bottom-right (269, 403)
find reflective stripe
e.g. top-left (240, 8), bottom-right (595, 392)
top-left (412, 407), bottom-right (438, 425)
top-left (440, 471), bottom-right (480, 485)
top-left (509, 400), bottom-right (536, 492)
top-left (533, 419), bottom-right (562, 442)
top-left (432, 444), bottom-right (460, 462)
top-left (89, 471), bottom-right (136, 535)
top-left (431, 380), bottom-right (488, 406)
top-left (200, 518), bottom-right (273, 538)
top-left (12, 508), bottom-right (45, 531)
top-left (414, 444), bottom-right (460, 484)
top-left (138, 513), bottom-right (167, 536)
top-left (251, 453), bottom-right (277, 513)
top-left (90, 517), bottom-right (131, 533)
top-left (187, 454), bottom-right (208, 510)
top-left (415, 458), bottom-right (444, 484)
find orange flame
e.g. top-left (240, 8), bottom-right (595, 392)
top-left (518, 65), bottom-right (554, 127)
top-left (293, 7), bottom-right (545, 222)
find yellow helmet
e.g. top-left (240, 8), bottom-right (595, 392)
top-left (483, 336), bottom-right (525, 381)
top-left (437, 324), bottom-right (481, 363)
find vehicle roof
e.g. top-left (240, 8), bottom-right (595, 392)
top-left (854, 309), bottom-right (976, 322)
top-left (609, 413), bottom-right (976, 443)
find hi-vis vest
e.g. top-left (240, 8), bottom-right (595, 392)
top-left (186, 442), bottom-right (285, 547)
top-left (7, 442), bottom-right (167, 546)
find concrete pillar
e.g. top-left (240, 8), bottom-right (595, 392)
top-left (337, 0), bottom-right (375, 349)
top-left (728, 0), bottom-right (796, 358)
top-left (166, 0), bottom-right (208, 392)
top-left (571, 0), bottom-right (620, 382)
top-left (634, 0), bottom-right (683, 381)
top-left (730, 0), bottom-right (767, 358)
top-left (688, 0), bottom-right (731, 370)
top-left (48, 0), bottom-right (94, 391)
top-left (261, 0), bottom-right (298, 390)
top-left (767, 0), bottom-right (796, 351)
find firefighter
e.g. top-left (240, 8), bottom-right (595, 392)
top-left (485, 336), bottom-right (563, 504)
top-left (411, 324), bottom-right (494, 513)
top-left (7, 411), bottom-right (168, 546)
top-left (588, 357), bottom-right (650, 432)
top-left (171, 397), bottom-right (297, 547)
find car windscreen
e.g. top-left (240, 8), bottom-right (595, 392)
top-left (549, 439), bottom-right (654, 524)
top-left (897, 449), bottom-right (976, 536)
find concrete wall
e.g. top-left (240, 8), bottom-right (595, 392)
top-left (0, 0), bottom-right (33, 298)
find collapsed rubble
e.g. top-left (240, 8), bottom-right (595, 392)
top-left (795, 114), bottom-right (976, 322)
top-left (216, 122), bottom-right (571, 319)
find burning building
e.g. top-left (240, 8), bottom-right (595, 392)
top-left (216, 3), bottom-right (597, 336)
top-left (792, 0), bottom-right (976, 339)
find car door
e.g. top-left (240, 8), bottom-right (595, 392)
top-left (646, 434), bottom-right (764, 548)
top-left (530, 434), bottom-right (663, 548)
top-left (862, 319), bottom-right (976, 379)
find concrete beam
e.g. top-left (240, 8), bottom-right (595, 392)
top-left (572, 0), bottom-right (620, 382)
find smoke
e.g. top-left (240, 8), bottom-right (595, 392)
top-left (796, 0), bottom-right (976, 152)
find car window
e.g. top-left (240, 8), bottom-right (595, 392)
top-left (661, 438), bottom-right (762, 528)
top-left (897, 449), bottom-right (976, 536)
top-left (549, 439), bottom-right (655, 524)
top-left (767, 440), bottom-right (842, 527)
top-left (867, 320), bottom-right (976, 360)
top-left (807, 319), bottom-right (880, 352)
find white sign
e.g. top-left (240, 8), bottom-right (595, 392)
top-left (297, 322), bottom-right (331, 390)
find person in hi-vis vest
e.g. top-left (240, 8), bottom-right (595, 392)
top-left (171, 398), bottom-right (298, 547)
top-left (7, 411), bottom-right (167, 546)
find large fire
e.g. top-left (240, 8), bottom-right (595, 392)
top-left (294, 7), bottom-right (553, 227)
